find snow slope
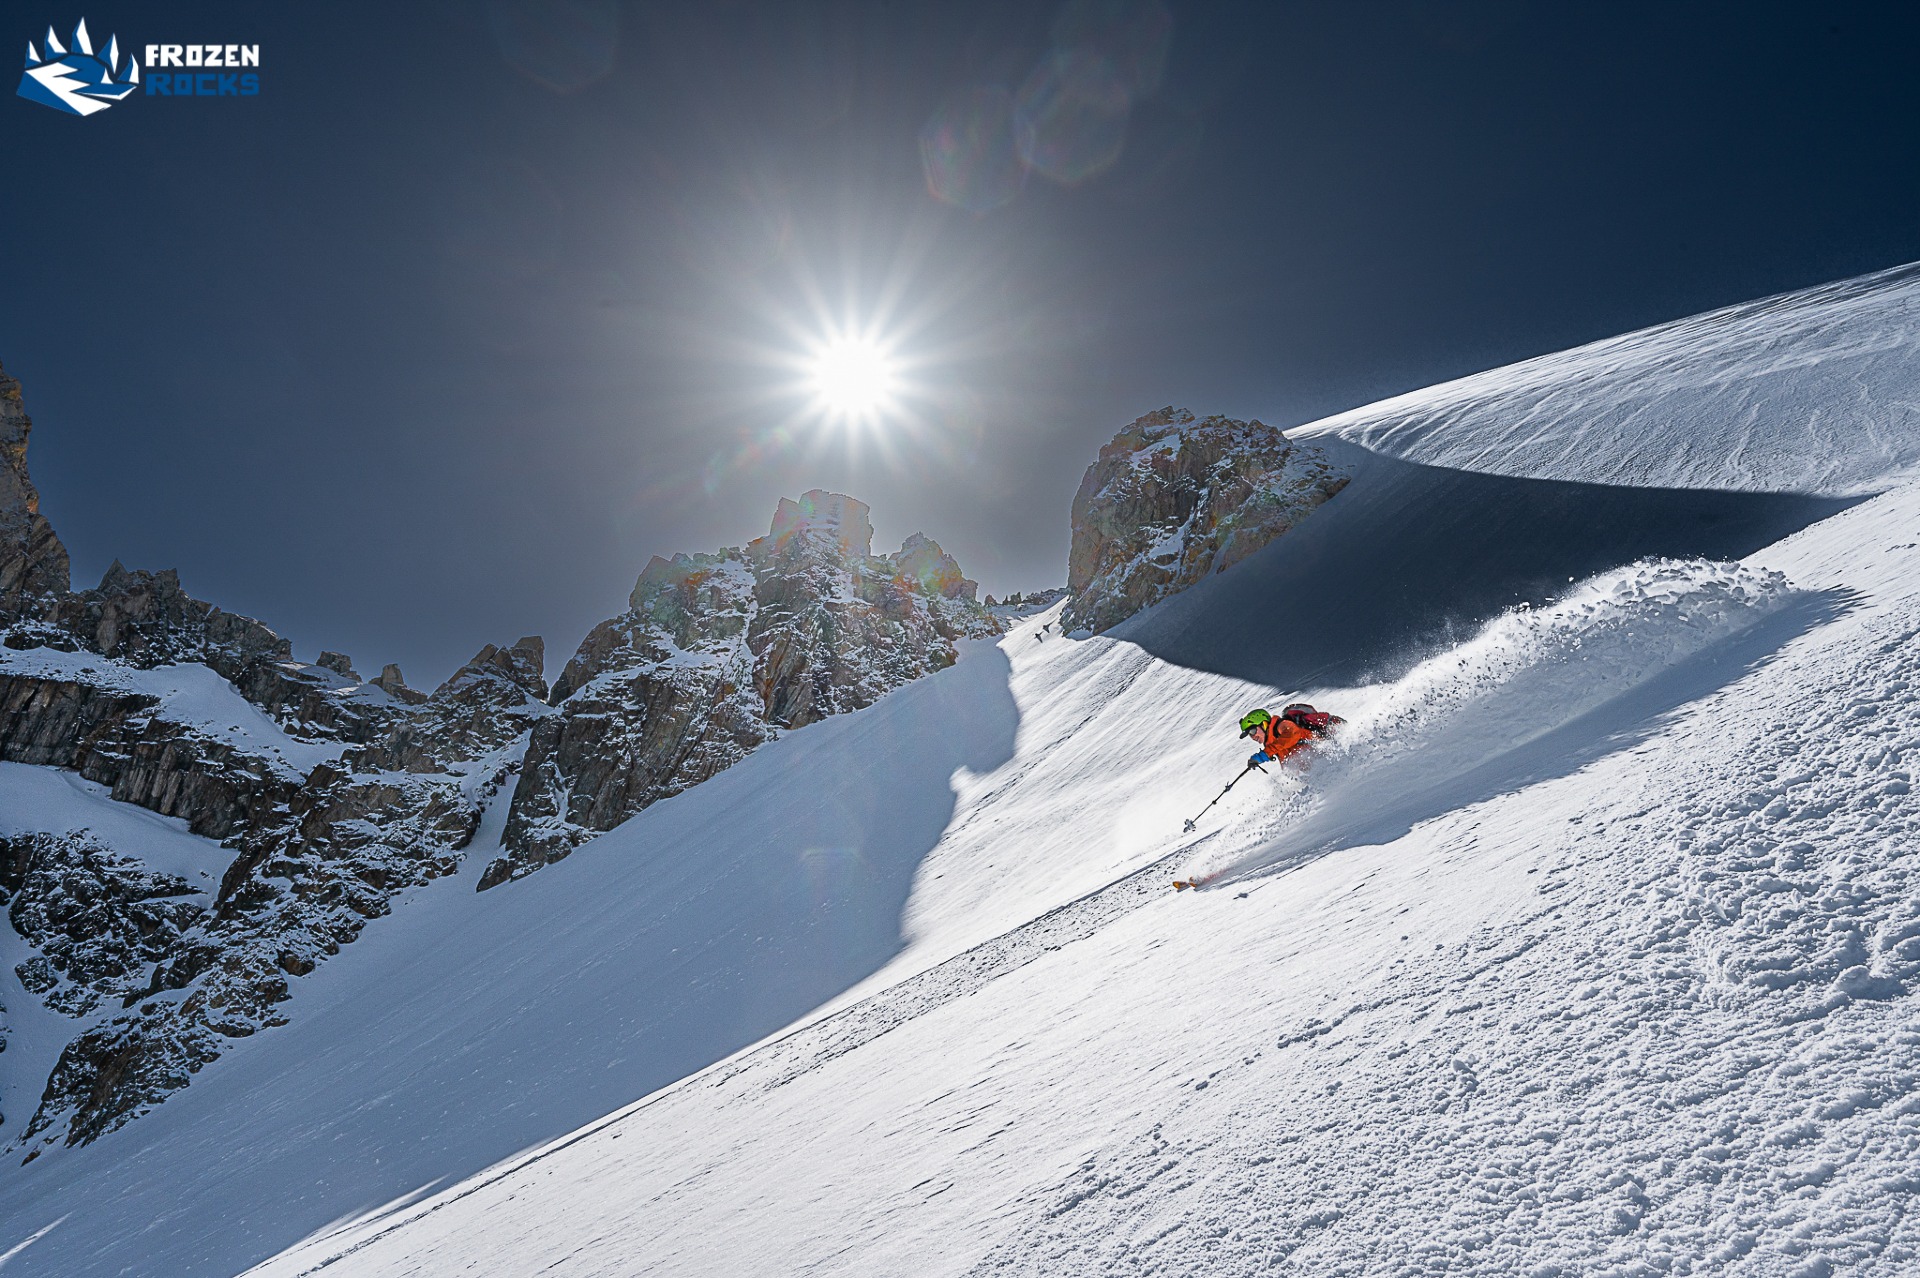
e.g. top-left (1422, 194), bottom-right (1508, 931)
top-left (0, 609), bottom-right (1275, 1278)
top-left (237, 480), bottom-right (1920, 1278)
top-left (244, 488), bottom-right (1920, 1278)
top-left (0, 762), bottom-right (233, 887)
top-left (1300, 259), bottom-right (1920, 494)
top-left (0, 265), bottom-right (1915, 1277)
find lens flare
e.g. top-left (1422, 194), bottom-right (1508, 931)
top-left (920, 85), bottom-right (1026, 212)
top-left (1015, 49), bottom-right (1131, 185)
top-left (809, 336), bottom-right (898, 422)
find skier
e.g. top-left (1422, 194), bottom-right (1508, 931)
top-left (1239, 703), bottom-right (1343, 768)
top-left (1178, 703), bottom-right (1346, 843)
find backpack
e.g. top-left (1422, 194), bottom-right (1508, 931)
top-left (1281, 703), bottom-right (1343, 737)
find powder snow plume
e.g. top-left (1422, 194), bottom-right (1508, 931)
top-left (1193, 557), bottom-right (1801, 880)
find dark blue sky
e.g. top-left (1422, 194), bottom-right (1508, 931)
top-left (4, 1), bottom-right (1917, 686)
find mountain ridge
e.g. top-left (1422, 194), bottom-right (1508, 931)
top-left (0, 378), bottom-right (1011, 1152)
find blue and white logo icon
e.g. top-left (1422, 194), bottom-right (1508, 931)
top-left (19, 18), bottom-right (137, 116)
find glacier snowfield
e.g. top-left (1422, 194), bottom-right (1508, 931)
top-left (1, 265), bottom-right (1917, 1276)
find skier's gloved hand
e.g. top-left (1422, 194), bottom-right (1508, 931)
top-left (1248, 751), bottom-right (1272, 766)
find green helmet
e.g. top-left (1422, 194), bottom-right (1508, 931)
top-left (1238, 708), bottom-right (1272, 737)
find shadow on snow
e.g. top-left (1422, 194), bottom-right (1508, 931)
top-left (0, 644), bottom-right (1021, 1278)
top-left (1117, 440), bottom-right (1861, 692)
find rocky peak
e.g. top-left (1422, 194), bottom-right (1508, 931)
top-left (604, 551), bottom-right (756, 666)
top-left (767, 488), bottom-right (874, 558)
top-left (0, 360), bottom-right (73, 617)
top-left (353, 636), bottom-right (550, 775)
top-left (50, 563), bottom-right (209, 667)
top-left (435, 635), bottom-right (547, 704)
top-left (0, 400), bottom-right (1001, 1151)
top-left (890, 532), bottom-right (977, 601)
top-left (19, 562), bottom-right (405, 746)
top-left (373, 663), bottom-right (426, 705)
top-left (1063, 407), bottom-right (1350, 633)
top-left (487, 491), bottom-right (1000, 889)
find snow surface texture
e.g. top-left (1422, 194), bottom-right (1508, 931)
top-left (1177, 558), bottom-right (1805, 883)
top-left (0, 266), bottom-right (1915, 1276)
top-left (1302, 260), bottom-right (1920, 494)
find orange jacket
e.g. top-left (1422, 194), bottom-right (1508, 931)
top-left (1255, 717), bottom-right (1314, 763)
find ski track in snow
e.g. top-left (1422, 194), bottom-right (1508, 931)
top-left (967, 601), bottom-right (1920, 1277)
top-left (249, 482), bottom-right (1920, 1278)
top-left (1187, 557), bottom-right (1807, 883)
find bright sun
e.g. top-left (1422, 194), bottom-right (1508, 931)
top-left (809, 336), bottom-right (897, 421)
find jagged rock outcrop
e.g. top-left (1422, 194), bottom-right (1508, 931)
top-left (0, 672), bottom-right (304, 839)
top-left (1063, 407), bottom-right (1350, 633)
top-left (988, 587), bottom-right (1070, 616)
top-left (373, 662), bottom-right (426, 705)
top-left (354, 637), bottom-right (550, 774)
top-left (2, 833), bottom-right (204, 1018)
top-left (3, 633), bottom-right (547, 1149)
top-left (487, 490), bottom-right (999, 889)
top-left (0, 363), bottom-right (562, 1150)
top-left (26, 747), bottom-right (515, 1148)
top-left (0, 583), bottom-right (549, 1150)
top-left (43, 562), bottom-right (390, 744)
top-left (0, 360), bottom-right (70, 619)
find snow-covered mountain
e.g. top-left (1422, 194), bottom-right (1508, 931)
top-left (0, 367), bottom-right (1001, 1163)
top-left (2, 262), bottom-right (1918, 1277)
top-left (493, 490), bottom-right (998, 887)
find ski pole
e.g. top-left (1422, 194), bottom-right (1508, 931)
top-left (1183, 759), bottom-right (1263, 832)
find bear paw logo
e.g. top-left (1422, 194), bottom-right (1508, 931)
top-left (19, 19), bottom-right (137, 116)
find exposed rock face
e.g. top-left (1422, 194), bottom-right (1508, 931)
top-left (1, 581), bottom-right (549, 1151)
top-left (2, 833), bottom-right (204, 1018)
top-left (374, 662), bottom-right (426, 705)
top-left (26, 750), bottom-right (512, 1148)
top-left (0, 365), bottom-right (538, 1149)
top-left (38, 561), bottom-right (394, 745)
top-left (0, 629), bottom-right (546, 1149)
top-left (357, 637), bottom-right (550, 774)
top-left (488, 490), bottom-right (999, 888)
top-left (0, 660), bottom-right (319, 841)
top-left (0, 361), bottom-right (70, 619)
top-left (1063, 407), bottom-right (1350, 633)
